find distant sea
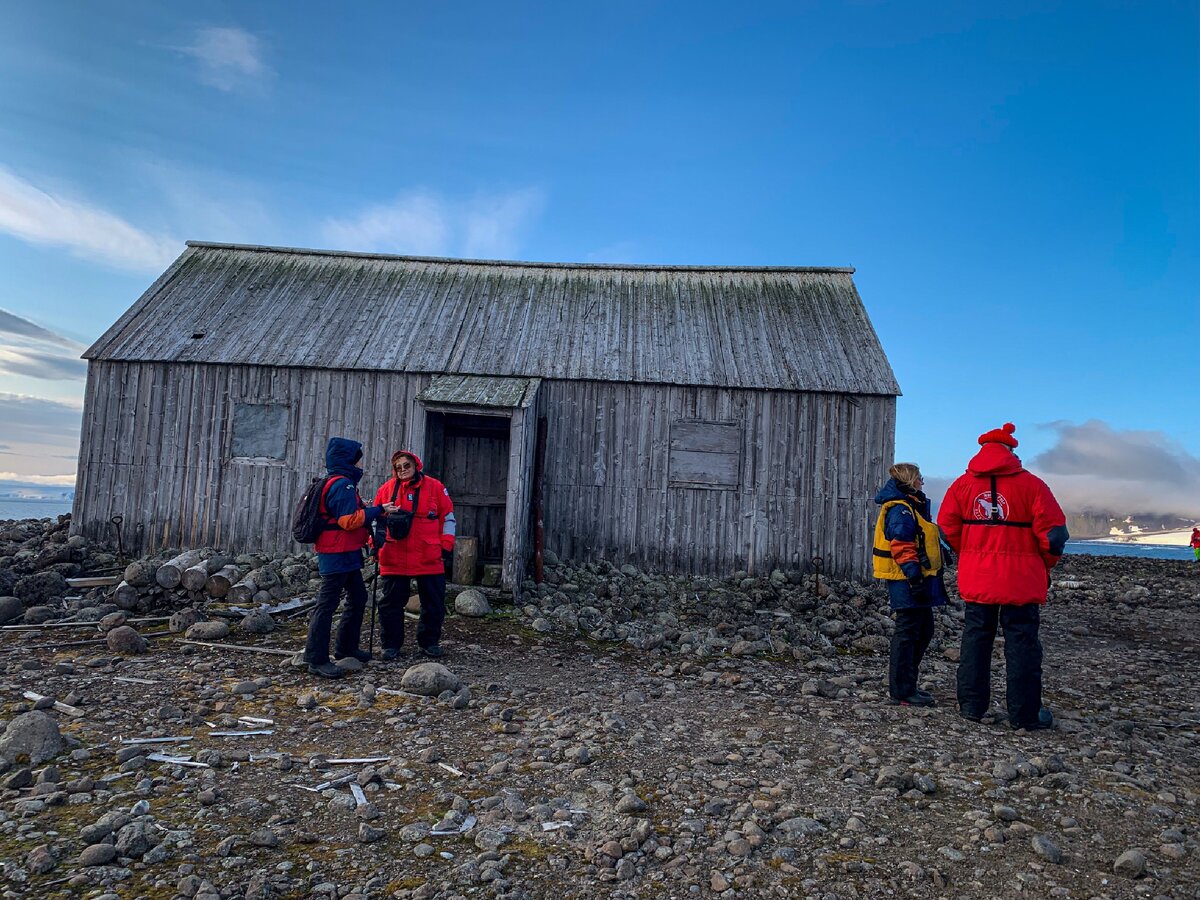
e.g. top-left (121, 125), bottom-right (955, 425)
top-left (0, 499), bottom-right (74, 521)
top-left (1064, 540), bottom-right (1194, 561)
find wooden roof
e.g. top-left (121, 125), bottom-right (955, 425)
top-left (85, 242), bottom-right (900, 394)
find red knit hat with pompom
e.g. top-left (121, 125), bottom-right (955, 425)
top-left (978, 422), bottom-right (1018, 448)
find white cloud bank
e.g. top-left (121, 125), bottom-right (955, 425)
top-left (180, 26), bottom-right (273, 92)
top-left (0, 472), bottom-right (75, 486)
top-left (323, 188), bottom-right (544, 260)
top-left (1028, 420), bottom-right (1200, 518)
top-left (0, 165), bottom-right (180, 272)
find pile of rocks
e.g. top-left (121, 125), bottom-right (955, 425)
top-left (0, 516), bottom-right (119, 625)
top-left (515, 553), bottom-right (965, 659)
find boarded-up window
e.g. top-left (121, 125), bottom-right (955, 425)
top-left (230, 403), bottom-right (289, 460)
top-left (669, 420), bottom-right (741, 490)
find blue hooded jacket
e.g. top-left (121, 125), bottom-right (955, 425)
top-left (318, 437), bottom-right (383, 575)
top-left (873, 478), bottom-right (948, 610)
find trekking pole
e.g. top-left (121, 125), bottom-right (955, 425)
top-left (368, 563), bottom-right (378, 656)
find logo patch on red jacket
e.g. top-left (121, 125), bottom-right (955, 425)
top-left (972, 491), bottom-right (1009, 520)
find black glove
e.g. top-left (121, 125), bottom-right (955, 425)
top-left (442, 549), bottom-right (453, 564)
top-left (907, 573), bottom-right (926, 596)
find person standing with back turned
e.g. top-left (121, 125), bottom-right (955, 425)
top-left (938, 423), bottom-right (1069, 730)
top-left (871, 462), bottom-right (949, 707)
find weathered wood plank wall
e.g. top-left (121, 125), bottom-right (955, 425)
top-left (73, 360), bottom-right (429, 555)
top-left (73, 362), bottom-right (894, 579)
top-left (536, 380), bottom-right (895, 578)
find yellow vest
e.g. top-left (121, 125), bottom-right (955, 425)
top-left (872, 499), bottom-right (943, 580)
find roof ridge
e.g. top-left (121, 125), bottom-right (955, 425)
top-left (184, 240), bottom-right (855, 274)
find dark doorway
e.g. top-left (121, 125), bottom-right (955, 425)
top-left (424, 411), bottom-right (511, 565)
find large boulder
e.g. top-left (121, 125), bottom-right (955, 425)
top-left (400, 663), bottom-right (460, 697)
top-left (454, 589), bottom-right (491, 617)
top-left (106, 625), bottom-right (147, 655)
top-left (0, 711), bottom-right (63, 764)
top-left (240, 610), bottom-right (276, 634)
top-left (122, 560), bottom-right (155, 587)
top-left (0, 596), bottom-right (22, 624)
top-left (185, 621), bottom-right (230, 641)
top-left (13, 570), bottom-right (68, 606)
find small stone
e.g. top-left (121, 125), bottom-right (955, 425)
top-left (106, 625), bottom-right (147, 654)
top-left (249, 828), bottom-right (279, 848)
top-left (231, 681), bottom-right (258, 695)
top-left (79, 843), bottom-right (118, 866)
top-left (169, 608), bottom-right (203, 633)
top-left (615, 793), bottom-right (648, 814)
top-left (454, 589), bottom-right (491, 617)
top-left (25, 844), bottom-right (56, 874)
top-left (711, 871), bottom-right (730, 891)
top-left (185, 621), bottom-right (230, 640)
top-left (401, 662), bottom-right (460, 696)
top-left (1113, 849), bottom-right (1146, 878)
top-left (1031, 834), bottom-right (1063, 864)
top-left (240, 610), bottom-right (276, 634)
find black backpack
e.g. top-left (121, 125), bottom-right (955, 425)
top-left (291, 475), bottom-right (339, 544)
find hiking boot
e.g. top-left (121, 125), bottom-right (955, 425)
top-left (959, 710), bottom-right (984, 723)
top-left (381, 648), bottom-right (402, 661)
top-left (1013, 708), bottom-right (1055, 731)
top-left (890, 692), bottom-right (936, 707)
top-left (421, 645), bottom-right (445, 659)
top-left (335, 649), bottom-right (372, 663)
top-left (307, 662), bottom-right (344, 679)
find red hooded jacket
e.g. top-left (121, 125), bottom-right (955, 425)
top-left (937, 443), bottom-right (1067, 605)
top-left (371, 452), bottom-right (456, 577)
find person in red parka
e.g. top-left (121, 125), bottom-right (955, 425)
top-left (938, 423), bottom-right (1069, 730)
top-left (371, 450), bottom-right (456, 659)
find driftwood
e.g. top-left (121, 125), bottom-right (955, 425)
top-left (453, 536), bottom-right (478, 585)
top-left (205, 565), bottom-right (241, 598)
top-left (227, 575), bottom-right (258, 604)
top-left (113, 581), bottom-right (140, 610)
top-left (179, 639), bottom-right (294, 657)
top-left (65, 575), bottom-right (122, 588)
top-left (156, 550), bottom-right (204, 589)
top-left (181, 563), bottom-right (210, 592)
top-left (21, 691), bottom-right (85, 717)
top-left (1, 616), bottom-right (168, 632)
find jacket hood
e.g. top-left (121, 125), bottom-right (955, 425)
top-left (874, 478), bottom-right (913, 505)
top-left (392, 449), bottom-right (424, 483)
top-left (967, 442), bottom-right (1025, 476)
top-left (325, 437), bottom-right (364, 482)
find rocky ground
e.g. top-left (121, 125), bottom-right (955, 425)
top-left (0, 515), bottom-right (1198, 899)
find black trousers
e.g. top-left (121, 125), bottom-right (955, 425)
top-left (957, 601), bottom-right (1043, 727)
top-left (379, 574), bottom-right (446, 650)
top-left (304, 569), bottom-right (368, 664)
top-left (889, 607), bottom-right (935, 700)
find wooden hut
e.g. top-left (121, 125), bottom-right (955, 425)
top-left (74, 241), bottom-right (900, 590)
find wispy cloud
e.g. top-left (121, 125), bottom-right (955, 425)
top-left (0, 165), bottom-right (180, 272)
top-left (0, 308), bottom-right (87, 382)
top-left (322, 188), bottom-right (544, 259)
top-left (1028, 420), bottom-right (1200, 517)
top-left (180, 26), bottom-right (273, 92)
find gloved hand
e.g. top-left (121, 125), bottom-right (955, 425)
top-left (442, 549), bottom-right (453, 564)
top-left (907, 573), bottom-right (926, 596)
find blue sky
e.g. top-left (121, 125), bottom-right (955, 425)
top-left (1, 1), bottom-right (1197, 514)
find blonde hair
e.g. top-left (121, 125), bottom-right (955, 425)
top-left (889, 462), bottom-right (923, 494)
